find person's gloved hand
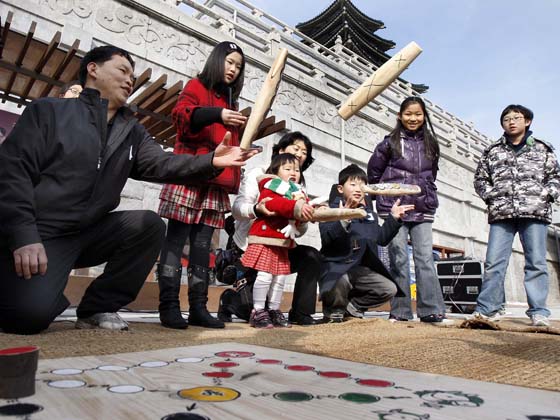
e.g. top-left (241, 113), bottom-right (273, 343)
top-left (280, 220), bottom-right (298, 239)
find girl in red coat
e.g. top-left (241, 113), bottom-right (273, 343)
top-left (157, 42), bottom-right (247, 329)
top-left (241, 154), bottom-right (314, 328)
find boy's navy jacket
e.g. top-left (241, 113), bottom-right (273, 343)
top-left (319, 186), bottom-right (405, 297)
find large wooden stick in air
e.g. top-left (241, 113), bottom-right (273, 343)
top-left (362, 183), bottom-right (421, 196)
top-left (338, 42), bottom-right (423, 120)
top-left (240, 48), bottom-right (288, 150)
top-left (311, 207), bottom-right (366, 222)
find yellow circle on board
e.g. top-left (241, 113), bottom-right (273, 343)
top-left (178, 386), bottom-right (240, 402)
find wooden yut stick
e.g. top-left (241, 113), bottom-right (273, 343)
top-left (311, 207), bottom-right (367, 222)
top-left (338, 42), bottom-right (423, 120)
top-left (361, 183), bottom-right (421, 196)
top-left (240, 48), bottom-right (288, 150)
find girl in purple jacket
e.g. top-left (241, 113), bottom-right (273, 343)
top-left (368, 97), bottom-right (448, 324)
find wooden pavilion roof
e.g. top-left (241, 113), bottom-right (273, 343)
top-left (296, 0), bottom-right (428, 93)
top-left (0, 12), bottom-right (285, 148)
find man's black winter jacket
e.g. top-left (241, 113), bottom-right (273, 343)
top-left (0, 89), bottom-right (219, 251)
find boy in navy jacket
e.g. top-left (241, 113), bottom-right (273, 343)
top-left (319, 164), bottom-right (413, 322)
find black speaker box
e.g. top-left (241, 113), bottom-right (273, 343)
top-left (436, 260), bottom-right (483, 309)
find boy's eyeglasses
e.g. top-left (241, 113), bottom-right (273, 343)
top-left (502, 116), bottom-right (524, 123)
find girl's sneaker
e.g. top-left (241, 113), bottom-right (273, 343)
top-left (269, 310), bottom-right (291, 328)
top-left (249, 309), bottom-right (273, 329)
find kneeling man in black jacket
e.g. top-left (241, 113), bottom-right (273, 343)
top-left (0, 46), bottom-right (258, 334)
top-left (319, 164), bottom-right (413, 322)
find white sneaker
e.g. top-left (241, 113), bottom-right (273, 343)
top-left (531, 314), bottom-right (550, 327)
top-left (75, 312), bottom-right (129, 331)
top-left (471, 311), bottom-right (501, 322)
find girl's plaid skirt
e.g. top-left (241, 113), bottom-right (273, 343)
top-left (159, 184), bottom-right (231, 229)
top-left (240, 244), bottom-right (291, 275)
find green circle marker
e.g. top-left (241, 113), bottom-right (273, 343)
top-left (273, 391), bottom-right (314, 402)
top-left (338, 393), bottom-right (380, 404)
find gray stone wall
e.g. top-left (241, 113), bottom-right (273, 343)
top-left (1, 0), bottom-right (558, 305)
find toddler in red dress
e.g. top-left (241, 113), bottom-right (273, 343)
top-left (241, 153), bottom-right (314, 328)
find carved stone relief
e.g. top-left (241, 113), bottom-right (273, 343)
top-left (95, 4), bottom-right (210, 69)
top-left (277, 83), bottom-right (315, 118)
top-left (344, 116), bottom-right (379, 151)
top-left (316, 100), bottom-right (341, 132)
top-left (43, 0), bottom-right (93, 18)
top-left (242, 65), bottom-right (266, 99)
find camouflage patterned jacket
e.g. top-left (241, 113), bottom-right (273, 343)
top-left (474, 135), bottom-right (560, 224)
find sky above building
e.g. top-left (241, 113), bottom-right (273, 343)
top-left (233, 0), bottom-right (560, 151)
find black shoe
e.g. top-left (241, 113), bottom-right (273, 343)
top-left (160, 306), bottom-right (188, 330)
top-left (188, 305), bottom-right (225, 329)
top-left (288, 312), bottom-right (323, 326)
top-left (420, 314), bottom-right (446, 323)
top-left (157, 264), bottom-right (188, 329)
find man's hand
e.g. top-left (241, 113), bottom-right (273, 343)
top-left (221, 109), bottom-right (247, 127)
top-left (298, 203), bottom-right (315, 221)
top-left (390, 198), bottom-right (415, 220)
top-left (255, 197), bottom-right (277, 217)
top-left (13, 243), bottom-right (48, 279)
top-left (213, 132), bottom-right (260, 168)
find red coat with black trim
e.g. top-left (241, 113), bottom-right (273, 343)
top-left (247, 176), bottom-right (306, 248)
top-left (170, 78), bottom-right (241, 193)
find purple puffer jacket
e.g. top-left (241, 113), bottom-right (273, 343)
top-left (367, 131), bottom-right (439, 223)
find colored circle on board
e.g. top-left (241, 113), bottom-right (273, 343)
top-left (285, 365), bottom-right (315, 372)
top-left (48, 380), bottom-right (86, 389)
top-left (214, 351), bottom-right (254, 358)
top-left (51, 368), bottom-right (83, 375)
top-left (356, 379), bottom-right (394, 387)
top-left (317, 371), bottom-right (351, 379)
top-left (0, 403), bottom-right (43, 416)
top-left (108, 385), bottom-right (144, 394)
top-left (140, 361), bottom-right (169, 368)
top-left (210, 361), bottom-right (239, 368)
top-left (161, 414), bottom-right (210, 420)
top-left (178, 386), bottom-right (240, 402)
top-left (97, 365), bottom-right (129, 371)
top-left (202, 371), bottom-right (234, 378)
top-left (176, 357), bottom-right (204, 364)
top-left (257, 359), bottom-right (283, 365)
top-left (338, 393), bottom-right (380, 404)
top-left (0, 346), bottom-right (38, 355)
top-left (273, 392), bottom-right (314, 402)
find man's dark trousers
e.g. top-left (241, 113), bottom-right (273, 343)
top-left (0, 210), bottom-right (165, 335)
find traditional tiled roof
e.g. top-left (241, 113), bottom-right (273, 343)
top-left (296, 0), bottom-right (427, 92)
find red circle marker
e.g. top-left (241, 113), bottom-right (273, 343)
top-left (356, 379), bottom-right (394, 387)
top-left (211, 362), bottom-right (239, 368)
top-left (285, 365), bottom-right (315, 372)
top-left (257, 359), bottom-right (283, 365)
top-left (202, 371), bottom-right (234, 378)
top-left (318, 371), bottom-right (351, 379)
top-left (0, 346), bottom-right (38, 355)
top-left (215, 351), bottom-right (254, 358)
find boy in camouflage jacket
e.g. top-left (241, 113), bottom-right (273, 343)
top-left (473, 104), bottom-right (560, 327)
